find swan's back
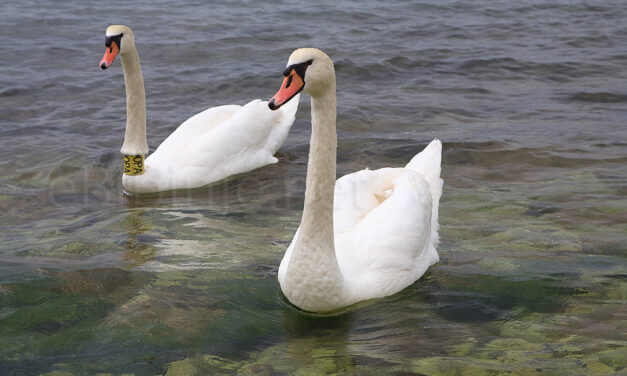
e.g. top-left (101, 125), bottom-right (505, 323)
top-left (149, 104), bottom-right (242, 161)
top-left (149, 96), bottom-right (299, 167)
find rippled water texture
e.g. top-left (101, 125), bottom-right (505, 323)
top-left (1, 0), bottom-right (626, 374)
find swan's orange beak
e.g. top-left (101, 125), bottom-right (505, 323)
top-left (268, 69), bottom-right (304, 110)
top-left (100, 40), bottom-right (119, 70)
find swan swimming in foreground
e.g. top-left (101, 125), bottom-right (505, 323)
top-left (99, 25), bottom-right (299, 194)
top-left (268, 48), bottom-right (442, 313)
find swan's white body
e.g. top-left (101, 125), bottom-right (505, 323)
top-left (272, 49), bottom-right (442, 313)
top-left (122, 97), bottom-right (299, 194)
top-left (278, 141), bottom-right (442, 311)
top-left (102, 25), bottom-right (299, 194)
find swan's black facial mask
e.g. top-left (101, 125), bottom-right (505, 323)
top-left (268, 59), bottom-right (313, 110)
top-left (105, 34), bottom-right (122, 49)
top-left (282, 59), bottom-right (312, 80)
top-left (100, 34), bottom-right (123, 69)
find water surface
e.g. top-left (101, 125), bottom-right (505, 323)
top-left (1, 0), bottom-right (626, 374)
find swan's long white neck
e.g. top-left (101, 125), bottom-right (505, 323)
top-left (299, 89), bottom-right (337, 250)
top-left (282, 77), bottom-right (348, 312)
top-left (119, 47), bottom-right (149, 156)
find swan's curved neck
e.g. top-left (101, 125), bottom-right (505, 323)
top-left (283, 80), bottom-right (347, 311)
top-left (119, 48), bottom-right (149, 156)
top-left (299, 89), bottom-right (337, 247)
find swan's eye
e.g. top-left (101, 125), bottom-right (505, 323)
top-left (105, 34), bottom-right (123, 50)
top-left (285, 59), bottom-right (313, 80)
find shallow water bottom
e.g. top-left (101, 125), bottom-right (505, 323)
top-left (2, 0), bottom-right (627, 373)
top-left (1, 152), bottom-right (626, 375)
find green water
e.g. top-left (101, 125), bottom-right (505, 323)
top-left (1, 140), bottom-right (625, 375)
top-left (2, 0), bottom-right (627, 374)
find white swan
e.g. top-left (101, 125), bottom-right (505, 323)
top-left (99, 25), bottom-right (299, 194)
top-left (268, 48), bottom-right (442, 313)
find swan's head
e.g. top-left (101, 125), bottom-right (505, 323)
top-left (100, 25), bottom-right (136, 69)
top-left (268, 48), bottom-right (335, 110)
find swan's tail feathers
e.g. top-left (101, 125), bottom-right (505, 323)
top-left (265, 94), bottom-right (301, 153)
top-left (406, 139), bottom-right (443, 245)
top-left (406, 139), bottom-right (441, 177)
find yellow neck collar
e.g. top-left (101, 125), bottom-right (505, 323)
top-left (123, 155), bottom-right (145, 175)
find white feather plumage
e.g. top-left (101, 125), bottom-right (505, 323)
top-left (274, 48), bottom-right (442, 312)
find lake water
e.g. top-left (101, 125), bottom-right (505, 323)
top-left (1, 0), bottom-right (626, 374)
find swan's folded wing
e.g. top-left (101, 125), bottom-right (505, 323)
top-left (136, 100), bottom-right (286, 191)
top-left (336, 169), bottom-right (437, 296)
top-left (148, 99), bottom-right (295, 183)
top-left (148, 104), bottom-right (242, 165)
top-left (188, 99), bottom-right (284, 165)
top-left (333, 168), bottom-right (405, 234)
top-left (405, 139), bottom-right (443, 246)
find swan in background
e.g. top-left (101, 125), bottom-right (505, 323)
top-left (99, 25), bottom-right (299, 194)
top-left (268, 48), bottom-right (442, 313)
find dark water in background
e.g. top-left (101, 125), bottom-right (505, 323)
top-left (1, 0), bottom-right (626, 374)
